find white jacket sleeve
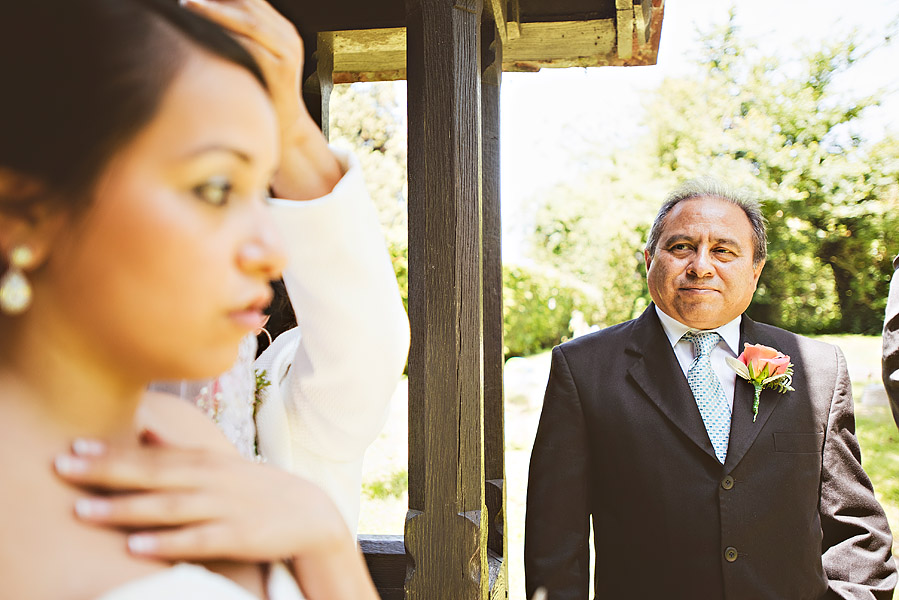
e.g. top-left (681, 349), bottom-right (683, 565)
top-left (254, 148), bottom-right (410, 533)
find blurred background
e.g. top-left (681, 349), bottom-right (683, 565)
top-left (325, 1), bottom-right (899, 597)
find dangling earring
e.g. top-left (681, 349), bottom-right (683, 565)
top-left (0, 244), bottom-right (36, 315)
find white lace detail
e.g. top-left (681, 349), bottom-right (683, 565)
top-left (213, 334), bottom-right (259, 459)
top-left (149, 334), bottom-right (259, 460)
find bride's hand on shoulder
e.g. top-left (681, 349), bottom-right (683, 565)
top-left (53, 434), bottom-right (351, 563)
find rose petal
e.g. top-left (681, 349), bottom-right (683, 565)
top-left (763, 355), bottom-right (791, 376)
top-left (741, 343), bottom-right (788, 377)
top-left (742, 343), bottom-right (780, 364)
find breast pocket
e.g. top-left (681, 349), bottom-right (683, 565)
top-left (774, 432), bottom-right (825, 454)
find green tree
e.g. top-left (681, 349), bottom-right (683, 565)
top-left (532, 14), bottom-right (899, 335)
top-left (329, 82), bottom-right (409, 315)
top-left (644, 15), bottom-right (899, 333)
top-left (530, 154), bottom-right (668, 327)
top-left (329, 82), bottom-right (408, 248)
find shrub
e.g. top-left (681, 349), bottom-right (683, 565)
top-left (503, 264), bottom-right (603, 358)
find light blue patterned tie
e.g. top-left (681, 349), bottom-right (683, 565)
top-left (682, 331), bottom-right (730, 463)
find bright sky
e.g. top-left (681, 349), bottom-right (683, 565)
top-left (499, 0), bottom-right (899, 260)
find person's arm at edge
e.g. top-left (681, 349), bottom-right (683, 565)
top-left (269, 109), bottom-right (342, 201)
top-left (260, 148), bottom-right (409, 461)
top-left (882, 254), bottom-right (899, 429)
top-left (291, 539), bottom-right (379, 600)
top-left (820, 346), bottom-right (897, 598)
top-left (524, 345), bottom-right (592, 600)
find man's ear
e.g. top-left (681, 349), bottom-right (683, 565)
top-left (644, 248), bottom-right (653, 271)
top-left (752, 258), bottom-right (766, 284)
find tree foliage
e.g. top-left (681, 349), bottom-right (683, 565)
top-left (329, 82), bottom-right (408, 248)
top-left (532, 14), bottom-right (899, 335)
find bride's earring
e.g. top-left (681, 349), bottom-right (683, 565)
top-left (0, 244), bottom-right (36, 315)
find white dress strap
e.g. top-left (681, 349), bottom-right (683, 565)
top-left (95, 564), bottom-right (260, 600)
top-left (95, 562), bottom-right (305, 600)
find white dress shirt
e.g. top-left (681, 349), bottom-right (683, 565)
top-left (654, 306), bottom-right (741, 410)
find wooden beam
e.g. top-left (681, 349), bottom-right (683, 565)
top-left (507, 0), bottom-right (522, 39)
top-left (327, 14), bottom-right (666, 81)
top-left (360, 535), bottom-right (405, 600)
top-left (405, 0), bottom-right (489, 598)
top-left (504, 19), bottom-right (615, 65)
top-left (332, 27), bottom-right (406, 82)
top-left (616, 4), bottom-right (633, 60)
top-left (480, 16), bottom-right (507, 598)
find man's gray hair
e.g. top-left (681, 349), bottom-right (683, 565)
top-left (645, 178), bottom-right (768, 265)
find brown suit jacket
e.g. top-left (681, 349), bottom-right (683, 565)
top-left (525, 305), bottom-right (896, 599)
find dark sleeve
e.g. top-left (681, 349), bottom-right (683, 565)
top-left (883, 255), bottom-right (899, 429)
top-left (820, 346), bottom-right (897, 598)
top-left (525, 345), bottom-right (592, 600)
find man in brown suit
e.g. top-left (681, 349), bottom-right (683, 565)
top-left (525, 180), bottom-right (896, 599)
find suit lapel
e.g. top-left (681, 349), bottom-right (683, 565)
top-left (625, 306), bottom-right (719, 462)
top-left (723, 315), bottom-right (780, 471)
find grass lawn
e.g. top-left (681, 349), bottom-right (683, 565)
top-left (854, 405), bottom-right (899, 600)
top-left (359, 334), bottom-right (898, 599)
top-left (812, 336), bottom-right (899, 561)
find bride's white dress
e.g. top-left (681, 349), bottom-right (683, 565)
top-left (96, 563), bottom-right (302, 600)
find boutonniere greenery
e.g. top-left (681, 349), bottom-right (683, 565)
top-left (251, 369), bottom-right (272, 458)
top-left (254, 369), bottom-right (271, 420)
top-left (726, 343), bottom-right (794, 422)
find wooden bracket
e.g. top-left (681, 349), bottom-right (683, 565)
top-left (487, 0), bottom-right (520, 43)
top-left (507, 0), bottom-right (521, 40)
top-left (616, 0), bottom-right (633, 59)
top-left (635, 0), bottom-right (653, 45)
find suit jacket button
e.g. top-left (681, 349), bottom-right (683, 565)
top-left (724, 547), bottom-right (739, 562)
top-left (721, 475), bottom-right (735, 490)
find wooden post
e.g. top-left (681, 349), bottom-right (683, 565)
top-left (404, 0), bottom-right (489, 598)
top-left (481, 16), bottom-right (508, 600)
top-left (302, 31), bottom-right (335, 137)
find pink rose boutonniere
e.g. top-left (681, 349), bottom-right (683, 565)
top-left (726, 343), bottom-right (795, 422)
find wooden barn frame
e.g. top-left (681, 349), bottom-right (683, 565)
top-left (269, 1), bottom-right (665, 597)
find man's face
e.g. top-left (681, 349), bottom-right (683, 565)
top-left (644, 196), bottom-right (765, 330)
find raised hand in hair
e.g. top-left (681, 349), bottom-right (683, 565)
top-left (180, 0), bottom-right (342, 200)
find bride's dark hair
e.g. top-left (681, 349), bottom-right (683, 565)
top-left (0, 0), bottom-right (266, 216)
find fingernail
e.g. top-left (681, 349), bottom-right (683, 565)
top-left (72, 438), bottom-right (106, 457)
top-left (54, 454), bottom-right (89, 475)
top-left (75, 498), bottom-right (111, 519)
top-left (128, 534), bottom-right (158, 555)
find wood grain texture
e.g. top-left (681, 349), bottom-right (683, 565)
top-left (300, 32), bottom-right (333, 132)
top-left (507, 0), bottom-right (522, 39)
top-left (327, 17), bottom-right (649, 80)
top-left (360, 534), bottom-right (406, 599)
top-left (636, 0), bottom-right (653, 45)
top-left (616, 7), bottom-right (633, 59)
top-left (480, 19), bottom-right (507, 577)
top-left (404, 0), bottom-right (489, 598)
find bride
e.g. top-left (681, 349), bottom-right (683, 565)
top-left (0, 0), bottom-right (380, 598)
top-left (148, 0), bottom-right (409, 535)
